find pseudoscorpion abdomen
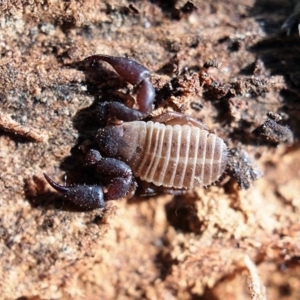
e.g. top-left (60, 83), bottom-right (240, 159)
top-left (121, 121), bottom-right (228, 189)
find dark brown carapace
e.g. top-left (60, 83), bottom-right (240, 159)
top-left (44, 55), bottom-right (228, 209)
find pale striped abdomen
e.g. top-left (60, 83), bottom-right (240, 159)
top-left (118, 121), bottom-right (228, 189)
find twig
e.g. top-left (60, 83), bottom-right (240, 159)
top-left (0, 112), bottom-right (47, 142)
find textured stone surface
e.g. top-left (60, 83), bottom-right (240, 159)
top-left (0, 1), bottom-right (300, 299)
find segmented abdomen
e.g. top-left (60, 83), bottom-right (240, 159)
top-left (123, 121), bottom-right (228, 189)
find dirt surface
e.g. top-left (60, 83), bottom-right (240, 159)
top-left (0, 1), bottom-right (300, 299)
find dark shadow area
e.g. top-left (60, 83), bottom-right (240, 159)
top-left (165, 194), bottom-right (203, 234)
top-left (248, 0), bottom-right (300, 140)
top-left (154, 248), bottom-right (175, 281)
top-left (196, 288), bottom-right (220, 300)
top-left (0, 131), bottom-right (39, 144)
top-left (249, 0), bottom-right (292, 35)
top-left (151, 0), bottom-right (198, 20)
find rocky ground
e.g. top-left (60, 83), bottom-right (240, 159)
top-left (0, 1), bottom-right (300, 299)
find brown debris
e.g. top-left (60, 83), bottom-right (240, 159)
top-left (253, 112), bottom-right (294, 144)
top-left (227, 148), bottom-right (262, 190)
